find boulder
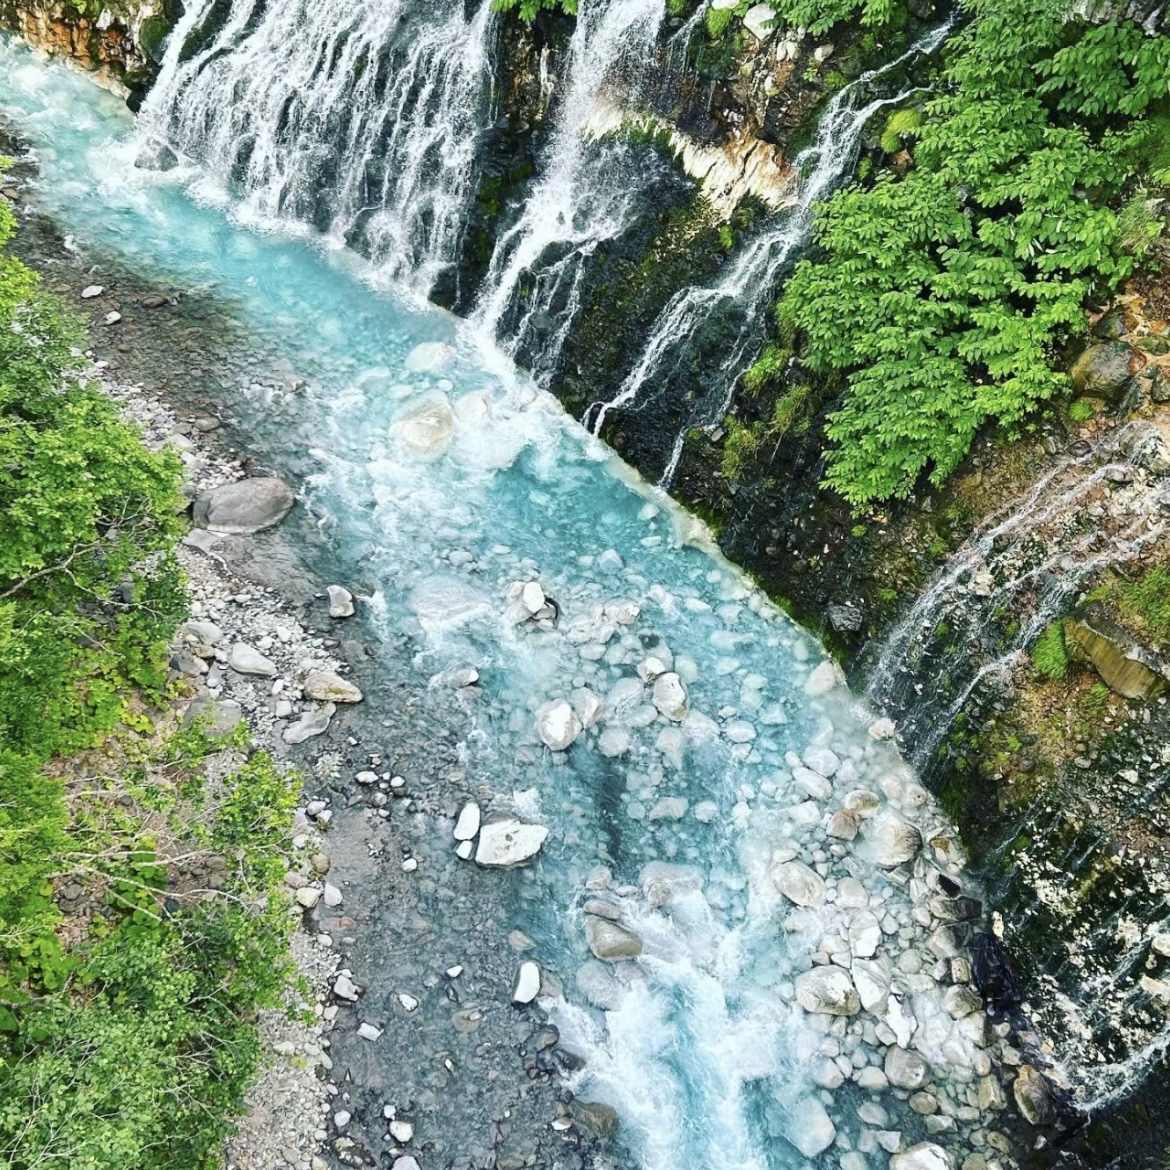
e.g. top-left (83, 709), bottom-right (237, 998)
top-left (795, 965), bottom-right (860, 1016)
top-left (474, 818), bottom-right (548, 868)
top-left (586, 917), bottom-right (643, 961)
top-left (861, 812), bottom-right (923, 866)
top-left (651, 672), bottom-right (689, 721)
top-left (1065, 620), bottom-right (1167, 700)
top-left (848, 909), bottom-right (882, 958)
top-left (891, 1144), bottom-right (954, 1170)
top-left (571, 1100), bottom-right (619, 1141)
top-left (773, 859), bottom-right (826, 908)
top-left (1013, 1064), bottom-right (1055, 1126)
top-left (804, 660), bottom-right (841, 696)
top-left (886, 1046), bottom-right (931, 1090)
top-left (229, 642), bottom-right (276, 677)
top-left (404, 340), bottom-right (456, 373)
top-left (327, 585), bottom-right (355, 617)
top-left (851, 957), bottom-right (891, 1013)
top-left (304, 669), bottom-right (363, 703)
top-left (283, 704), bottom-right (335, 745)
top-left (537, 700), bottom-right (583, 751)
top-left (784, 1095), bottom-right (836, 1157)
top-left (453, 801), bottom-right (481, 841)
top-left (391, 396), bottom-right (454, 456)
top-left (1070, 342), bottom-right (1141, 403)
top-left (194, 477), bottom-right (295, 534)
top-left (182, 697), bottom-right (243, 737)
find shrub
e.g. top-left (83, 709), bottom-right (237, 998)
top-left (491, 0), bottom-right (576, 22)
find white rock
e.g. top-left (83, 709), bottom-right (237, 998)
top-left (81, 284), bottom-right (104, 298)
top-left (803, 747), bottom-right (840, 776)
top-left (358, 1022), bottom-right (383, 1041)
top-left (827, 808), bottom-right (860, 840)
top-left (804, 660), bottom-right (841, 696)
top-left (295, 887), bottom-right (321, 909)
top-left (794, 766), bottom-right (832, 801)
top-left (849, 910), bottom-right (882, 958)
top-left (891, 1143), bottom-right (954, 1170)
top-left (836, 877), bottom-right (869, 907)
top-left (785, 1095), bottom-right (836, 1157)
top-left (323, 882), bottom-right (343, 908)
top-left (886, 993), bottom-right (918, 1047)
top-left (388, 1119), bottom-right (414, 1143)
top-left (455, 840), bottom-right (474, 860)
top-left (333, 973), bottom-right (361, 1001)
top-left (886, 1045), bottom-right (931, 1090)
top-left (283, 703), bottom-right (336, 744)
top-left (773, 860), bottom-right (826, 908)
top-left (571, 687), bottom-right (604, 728)
top-left (327, 585), bottom-right (355, 617)
top-left (652, 672), bottom-right (689, 721)
top-left (521, 580), bottom-right (546, 614)
top-left (304, 669), bottom-right (363, 704)
top-left (743, 2), bottom-right (777, 40)
top-left (230, 642), bottom-right (276, 676)
top-left (868, 717), bottom-right (897, 740)
top-left (453, 802), bottom-right (481, 841)
top-left (446, 965), bottom-right (463, 978)
top-left (475, 818), bottom-right (549, 868)
top-left (392, 1158), bottom-right (422, 1170)
top-left (598, 727), bottom-right (632, 757)
top-left (795, 965), bottom-right (859, 1016)
top-left (861, 811), bottom-right (923, 866)
top-left (397, 993), bottom-right (420, 1012)
top-left (334, 1110), bottom-right (351, 1128)
top-left (104, 310), bottom-right (122, 326)
top-left (512, 960), bottom-right (542, 1005)
top-left (537, 699), bottom-right (583, 750)
top-left (851, 957), bottom-right (891, 1013)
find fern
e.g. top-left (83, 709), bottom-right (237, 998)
top-left (1032, 622), bottom-right (1070, 681)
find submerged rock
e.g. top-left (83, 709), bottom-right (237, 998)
top-left (651, 672), bottom-right (689, 721)
top-left (403, 340), bottom-right (455, 373)
top-left (474, 818), bottom-right (548, 868)
top-left (194, 477), bottom-right (295, 534)
top-left (391, 396), bottom-right (455, 457)
top-left (585, 917), bottom-right (643, 961)
top-left (784, 1095), bottom-right (836, 1157)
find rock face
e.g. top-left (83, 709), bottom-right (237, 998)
top-left (194, 477), bottom-right (295, 534)
top-left (1065, 619), bottom-right (1167, 700)
top-left (585, 916), bottom-right (643, 961)
top-left (795, 965), bottom-right (860, 1016)
top-left (474, 818), bottom-right (548, 868)
top-left (304, 669), bottom-right (363, 704)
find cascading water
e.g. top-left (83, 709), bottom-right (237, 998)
top-left (140, 0), bottom-right (495, 300)
top-left (585, 21), bottom-right (953, 488)
top-left (0, 32), bottom-right (1021, 1170)
top-left (866, 422), bottom-right (1168, 772)
top-left (470, 0), bottom-right (670, 379)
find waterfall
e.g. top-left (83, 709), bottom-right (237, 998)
top-left (140, 0), bottom-right (495, 300)
top-left (585, 19), bottom-right (954, 487)
top-left (470, 0), bottom-right (668, 378)
top-left (865, 422), bottom-right (1168, 771)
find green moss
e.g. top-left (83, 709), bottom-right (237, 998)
top-left (1117, 566), bottom-right (1170, 643)
top-left (721, 416), bottom-right (764, 481)
top-left (1068, 398), bottom-right (1096, 422)
top-left (1032, 621), bottom-right (1071, 681)
top-left (880, 106), bottom-right (924, 153)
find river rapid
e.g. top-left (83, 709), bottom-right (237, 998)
top-left (0, 34), bottom-right (1010, 1170)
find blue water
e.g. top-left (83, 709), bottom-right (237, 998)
top-left (0, 39), bottom-right (981, 1169)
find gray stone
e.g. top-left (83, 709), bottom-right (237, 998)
top-left (795, 965), bottom-right (860, 1016)
top-left (572, 1100), bottom-right (619, 1141)
top-left (194, 477), bottom-right (295, 534)
top-left (304, 668), bottom-right (363, 704)
top-left (229, 642), bottom-right (277, 677)
top-left (1013, 1064), bottom-right (1054, 1126)
top-left (1070, 342), bottom-right (1140, 403)
top-left (586, 917), bottom-right (643, 961)
top-left (179, 620), bottom-right (225, 647)
top-left (283, 703), bottom-right (336, 745)
top-left (886, 1046), bottom-right (931, 1090)
top-left (474, 818), bottom-right (548, 868)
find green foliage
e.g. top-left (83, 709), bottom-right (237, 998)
top-left (880, 106), bottom-right (924, 153)
top-left (1032, 621), bottom-right (1070, 681)
top-left (770, 0), bottom-right (903, 36)
top-left (743, 341), bottom-right (792, 394)
top-left (705, 5), bottom-right (736, 38)
top-left (770, 382), bottom-right (819, 438)
top-left (781, 0), bottom-right (1170, 504)
top-left (721, 416), bottom-right (764, 480)
top-left (491, 0), bottom-right (576, 22)
top-left (1116, 189), bottom-right (1165, 257)
top-left (1068, 398), bottom-right (1096, 422)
